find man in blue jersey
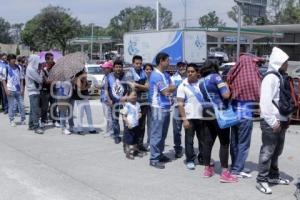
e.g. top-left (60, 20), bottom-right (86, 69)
top-left (170, 61), bottom-right (187, 159)
top-left (149, 52), bottom-right (176, 169)
top-left (0, 53), bottom-right (8, 114)
top-left (125, 55), bottom-right (149, 152)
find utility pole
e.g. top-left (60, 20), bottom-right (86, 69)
top-left (90, 23), bottom-right (94, 61)
top-left (183, 0), bottom-right (187, 28)
top-left (236, 4), bottom-right (242, 62)
top-left (156, 0), bottom-right (160, 31)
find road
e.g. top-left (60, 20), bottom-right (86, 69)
top-left (0, 99), bottom-right (299, 200)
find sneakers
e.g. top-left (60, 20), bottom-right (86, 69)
top-left (10, 121), bottom-right (16, 127)
top-left (150, 161), bottom-right (165, 169)
top-left (186, 162), bottom-right (195, 170)
top-left (20, 120), bottom-right (26, 125)
top-left (220, 170), bottom-right (238, 183)
top-left (159, 155), bottom-right (171, 163)
top-left (236, 171), bottom-right (252, 179)
top-left (89, 130), bottom-right (98, 134)
top-left (103, 132), bottom-right (113, 138)
top-left (203, 166), bottom-right (215, 178)
top-left (62, 129), bottom-right (71, 135)
top-left (114, 137), bottom-right (121, 144)
top-left (53, 122), bottom-right (60, 128)
top-left (175, 151), bottom-right (183, 159)
top-left (256, 182), bottom-right (272, 194)
top-left (34, 128), bottom-right (44, 134)
top-left (40, 122), bottom-right (45, 128)
top-left (268, 177), bottom-right (290, 185)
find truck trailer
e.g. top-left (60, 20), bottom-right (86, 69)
top-left (124, 29), bottom-right (207, 66)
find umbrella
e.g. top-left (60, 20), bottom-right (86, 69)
top-left (38, 51), bottom-right (63, 63)
top-left (48, 52), bottom-right (87, 81)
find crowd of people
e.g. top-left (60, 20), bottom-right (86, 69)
top-left (0, 47), bottom-right (299, 198)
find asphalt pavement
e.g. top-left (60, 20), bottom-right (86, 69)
top-left (0, 99), bottom-right (299, 200)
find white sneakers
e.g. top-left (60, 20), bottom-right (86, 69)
top-left (62, 129), bottom-right (71, 135)
top-left (237, 171), bottom-right (252, 178)
top-left (186, 162), bottom-right (195, 170)
top-left (256, 182), bottom-right (272, 194)
top-left (54, 122), bottom-right (60, 128)
top-left (10, 121), bottom-right (16, 127)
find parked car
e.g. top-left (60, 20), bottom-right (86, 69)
top-left (291, 66), bottom-right (300, 78)
top-left (219, 62), bottom-right (236, 80)
top-left (208, 47), bottom-right (229, 65)
top-left (85, 64), bottom-right (105, 95)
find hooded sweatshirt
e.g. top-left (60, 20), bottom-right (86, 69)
top-left (25, 55), bottom-right (43, 96)
top-left (260, 47), bottom-right (289, 128)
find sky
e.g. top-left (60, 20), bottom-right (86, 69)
top-left (0, 0), bottom-right (237, 28)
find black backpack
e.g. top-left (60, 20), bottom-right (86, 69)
top-left (263, 71), bottom-right (297, 116)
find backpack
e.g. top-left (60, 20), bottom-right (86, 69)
top-left (263, 71), bottom-right (297, 116)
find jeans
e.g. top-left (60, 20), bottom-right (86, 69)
top-left (150, 107), bottom-right (170, 162)
top-left (73, 99), bottom-right (95, 132)
top-left (7, 91), bottom-right (25, 122)
top-left (173, 106), bottom-right (183, 152)
top-left (40, 91), bottom-right (58, 123)
top-left (184, 119), bottom-right (204, 163)
top-left (145, 106), bottom-right (152, 147)
top-left (102, 103), bottom-right (113, 135)
top-left (203, 120), bottom-right (230, 168)
top-left (136, 105), bottom-right (148, 148)
top-left (112, 103), bottom-right (122, 139)
top-left (0, 83), bottom-right (8, 112)
top-left (68, 98), bottom-right (75, 130)
top-left (230, 119), bottom-right (253, 174)
top-left (257, 120), bottom-right (287, 182)
top-left (28, 94), bottom-right (41, 130)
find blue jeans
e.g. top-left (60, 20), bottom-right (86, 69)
top-left (102, 103), bottom-right (113, 135)
top-left (172, 106), bottom-right (183, 152)
top-left (112, 104), bottom-right (122, 138)
top-left (7, 91), bottom-right (25, 122)
top-left (150, 107), bottom-right (170, 162)
top-left (28, 94), bottom-right (41, 129)
top-left (257, 120), bottom-right (287, 182)
top-left (145, 107), bottom-right (152, 147)
top-left (230, 119), bottom-right (253, 174)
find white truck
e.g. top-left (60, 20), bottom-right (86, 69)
top-left (124, 29), bottom-right (207, 65)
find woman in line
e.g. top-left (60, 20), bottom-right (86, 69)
top-left (199, 60), bottom-right (237, 183)
top-left (73, 70), bottom-right (97, 134)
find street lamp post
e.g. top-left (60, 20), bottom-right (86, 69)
top-left (156, 0), bottom-right (160, 31)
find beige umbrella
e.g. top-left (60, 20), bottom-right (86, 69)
top-left (48, 52), bottom-right (87, 81)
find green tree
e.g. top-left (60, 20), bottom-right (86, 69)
top-left (199, 11), bottom-right (225, 28)
top-left (106, 6), bottom-right (173, 40)
top-left (21, 5), bottom-right (81, 54)
top-left (10, 23), bottom-right (24, 44)
top-left (278, 0), bottom-right (300, 24)
top-left (227, 6), bottom-right (257, 25)
top-left (0, 17), bottom-right (12, 44)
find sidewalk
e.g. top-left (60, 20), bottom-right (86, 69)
top-left (0, 100), bottom-right (299, 200)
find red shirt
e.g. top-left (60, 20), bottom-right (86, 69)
top-left (227, 55), bottom-right (261, 102)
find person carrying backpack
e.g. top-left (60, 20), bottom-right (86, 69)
top-left (256, 47), bottom-right (295, 195)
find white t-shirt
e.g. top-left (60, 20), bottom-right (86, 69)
top-left (121, 102), bottom-right (141, 128)
top-left (3, 65), bottom-right (24, 92)
top-left (177, 79), bottom-right (203, 119)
